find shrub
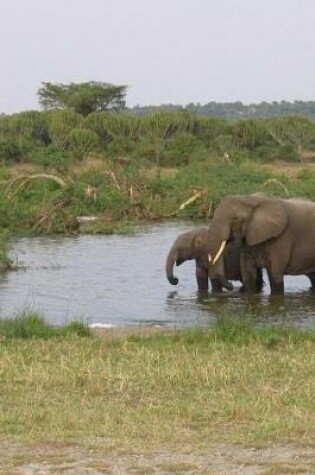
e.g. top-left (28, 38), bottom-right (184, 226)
top-left (68, 128), bottom-right (99, 160)
top-left (0, 139), bottom-right (23, 163)
top-left (274, 144), bottom-right (299, 162)
top-left (30, 144), bottom-right (73, 169)
top-left (163, 132), bottom-right (205, 166)
top-left (106, 137), bottom-right (134, 157)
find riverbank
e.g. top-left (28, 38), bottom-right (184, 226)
top-left (0, 155), bottom-right (314, 236)
top-left (0, 316), bottom-right (314, 473)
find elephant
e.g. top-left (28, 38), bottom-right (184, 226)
top-left (207, 194), bottom-right (315, 294)
top-left (166, 227), bottom-right (263, 293)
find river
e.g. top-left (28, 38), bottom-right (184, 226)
top-left (0, 222), bottom-right (314, 328)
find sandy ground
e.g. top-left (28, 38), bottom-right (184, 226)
top-left (0, 441), bottom-right (314, 474)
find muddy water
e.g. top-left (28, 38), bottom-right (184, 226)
top-left (0, 222), bottom-right (314, 328)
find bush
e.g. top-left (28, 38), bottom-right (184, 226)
top-left (0, 139), bottom-right (23, 163)
top-left (163, 132), bottom-right (205, 166)
top-left (274, 144), bottom-right (299, 162)
top-left (30, 144), bottom-right (73, 170)
top-left (68, 128), bottom-right (99, 160)
top-left (106, 137), bottom-right (134, 157)
top-left (252, 145), bottom-right (278, 162)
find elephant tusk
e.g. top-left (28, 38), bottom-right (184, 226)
top-left (208, 253), bottom-right (212, 263)
top-left (212, 240), bottom-right (227, 265)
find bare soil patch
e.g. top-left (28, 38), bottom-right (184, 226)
top-left (90, 324), bottom-right (176, 340)
top-left (0, 441), bottom-right (313, 474)
top-left (253, 160), bottom-right (315, 178)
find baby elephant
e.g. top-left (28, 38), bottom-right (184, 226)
top-left (166, 227), bottom-right (263, 293)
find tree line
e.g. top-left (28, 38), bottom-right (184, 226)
top-left (131, 101), bottom-right (315, 121)
top-left (0, 81), bottom-right (315, 166)
top-left (36, 80), bottom-right (315, 120)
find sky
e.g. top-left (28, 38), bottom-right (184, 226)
top-left (1, 0), bottom-right (315, 113)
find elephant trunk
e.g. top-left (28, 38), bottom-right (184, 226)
top-left (165, 249), bottom-right (179, 285)
top-left (208, 216), bottom-right (231, 265)
top-left (217, 274), bottom-right (234, 291)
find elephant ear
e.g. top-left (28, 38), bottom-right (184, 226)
top-left (246, 199), bottom-right (288, 245)
top-left (192, 229), bottom-right (207, 255)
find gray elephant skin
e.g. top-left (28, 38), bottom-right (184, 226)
top-left (165, 227), bottom-right (263, 293)
top-left (207, 194), bottom-right (315, 294)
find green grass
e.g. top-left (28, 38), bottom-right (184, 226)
top-left (0, 313), bottom-right (90, 339)
top-left (0, 314), bottom-right (313, 452)
top-left (0, 154), bottom-right (314, 234)
top-left (0, 231), bottom-right (14, 270)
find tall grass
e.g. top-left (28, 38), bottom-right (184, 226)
top-left (0, 313), bottom-right (90, 338)
top-left (0, 315), bottom-right (313, 451)
top-left (0, 230), bottom-right (14, 270)
top-left (0, 149), bottom-right (314, 234)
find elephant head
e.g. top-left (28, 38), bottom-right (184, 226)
top-left (166, 227), bottom-right (233, 290)
top-left (208, 194), bottom-right (288, 267)
top-left (165, 228), bottom-right (208, 285)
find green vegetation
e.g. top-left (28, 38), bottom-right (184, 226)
top-left (0, 314), bottom-right (313, 450)
top-left (0, 230), bottom-right (14, 270)
top-left (0, 87), bottom-right (313, 468)
top-left (37, 81), bottom-right (127, 115)
top-left (0, 313), bottom-right (90, 339)
top-left (132, 99), bottom-right (315, 121)
top-left (0, 104), bottom-right (315, 235)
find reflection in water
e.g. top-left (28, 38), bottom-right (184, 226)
top-left (0, 222), bottom-right (314, 328)
top-left (195, 290), bottom-right (315, 329)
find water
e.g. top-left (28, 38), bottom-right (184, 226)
top-left (0, 222), bottom-right (314, 328)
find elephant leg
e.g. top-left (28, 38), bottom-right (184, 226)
top-left (255, 268), bottom-right (264, 292)
top-left (307, 273), bottom-right (315, 292)
top-left (195, 262), bottom-right (209, 293)
top-left (239, 250), bottom-right (259, 293)
top-left (210, 278), bottom-right (223, 293)
top-left (266, 266), bottom-right (284, 294)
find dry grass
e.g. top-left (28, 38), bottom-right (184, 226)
top-left (249, 160), bottom-right (315, 178)
top-left (0, 323), bottom-right (313, 454)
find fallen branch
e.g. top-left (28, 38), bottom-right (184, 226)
top-left (178, 190), bottom-right (203, 210)
top-left (167, 190), bottom-right (206, 217)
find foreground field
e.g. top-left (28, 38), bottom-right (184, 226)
top-left (0, 440), bottom-right (313, 474)
top-left (0, 317), bottom-right (314, 473)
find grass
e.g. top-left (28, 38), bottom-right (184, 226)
top-left (0, 313), bottom-right (90, 339)
top-left (0, 155), bottom-right (315, 234)
top-left (0, 231), bottom-right (14, 270)
top-left (0, 314), bottom-right (313, 453)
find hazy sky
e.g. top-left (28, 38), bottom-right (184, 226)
top-left (1, 0), bottom-right (314, 113)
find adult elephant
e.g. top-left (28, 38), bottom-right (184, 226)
top-left (207, 194), bottom-right (315, 294)
top-left (166, 227), bottom-right (263, 293)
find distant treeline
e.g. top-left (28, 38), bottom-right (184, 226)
top-left (130, 101), bottom-right (315, 121)
top-left (1, 109), bottom-right (315, 167)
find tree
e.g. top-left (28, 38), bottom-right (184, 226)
top-left (265, 116), bottom-right (315, 160)
top-left (141, 111), bottom-right (181, 164)
top-left (37, 81), bottom-right (128, 116)
top-left (68, 128), bottom-right (99, 160)
top-left (45, 110), bottom-right (82, 151)
top-left (232, 119), bottom-right (269, 150)
top-left (100, 113), bottom-right (140, 140)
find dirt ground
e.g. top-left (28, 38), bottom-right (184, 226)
top-left (0, 441), bottom-right (314, 474)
